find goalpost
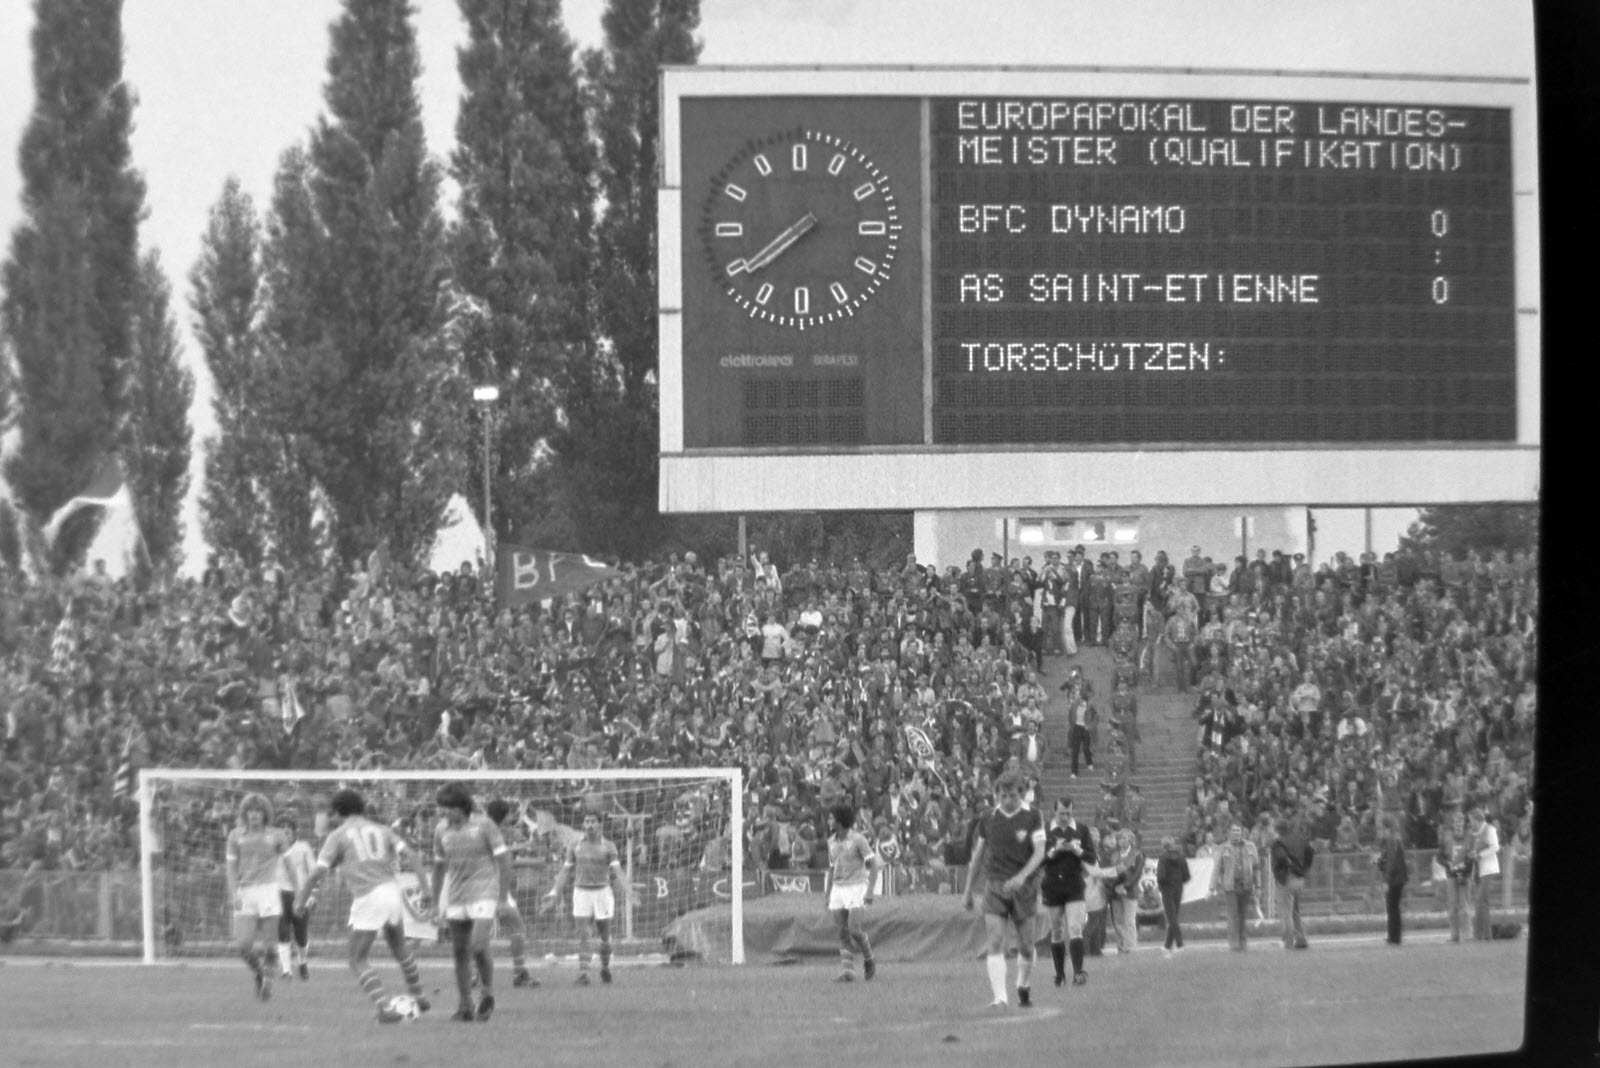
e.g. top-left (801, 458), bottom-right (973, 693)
top-left (138, 767), bottom-right (744, 966)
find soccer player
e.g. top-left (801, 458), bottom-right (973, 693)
top-left (293, 788), bottom-right (432, 1023)
top-left (275, 814), bottom-right (316, 980)
top-left (543, 812), bottom-right (630, 985)
top-left (1040, 796), bottom-right (1096, 987)
top-left (823, 803), bottom-right (881, 982)
top-left (483, 798), bottom-right (539, 988)
top-left (963, 771), bottom-right (1047, 1009)
top-left (432, 783), bottom-right (512, 1021)
top-left (226, 792), bottom-right (287, 1001)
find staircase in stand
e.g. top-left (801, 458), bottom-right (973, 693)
top-left (1035, 645), bottom-right (1197, 850)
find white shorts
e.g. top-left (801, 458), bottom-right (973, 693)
top-left (828, 881), bottom-right (868, 912)
top-left (573, 886), bottom-right (615, 921)
top-left (443, 899), bottom-right (498, 922)
top-left (348, 883), bottom-right (406, 932)
top-left (236, 883), bottom-right (282, 919)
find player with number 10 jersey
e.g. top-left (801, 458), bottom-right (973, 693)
top-left (295, 789), bottom-right (432, 1023)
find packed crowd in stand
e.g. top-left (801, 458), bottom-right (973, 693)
top-left (0, 547), bottom-right (1054, 890)
top-left (0, 539), bottom-right (1535, 923)
top-left (1166, 547), bottom-right (1536, 867)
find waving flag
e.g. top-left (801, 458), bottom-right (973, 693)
top-left (280, 678), bottom-right (307, 734)
top-left (495, 545), bottom-right (620, 607)
top-left (111, 728), bottom-right (137, 801)
top-left (904, 724), bottom-right (937, 760)
top-left (44, 457), bottom-right (130, 542)
top-left (903, 724), bottom-right (949, 795)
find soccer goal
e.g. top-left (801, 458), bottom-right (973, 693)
top-left (138, 767), bottom-right (745, 965)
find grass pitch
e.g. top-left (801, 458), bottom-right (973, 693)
top-left (0, 932), bottom-right (1525, 1068)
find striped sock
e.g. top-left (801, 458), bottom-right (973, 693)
top-left (399, 953), bottom-right (421, 995)
top-left (852, 929), bottom-right (873, 963)
top-left (358, 968), bottom-right (386, 1005)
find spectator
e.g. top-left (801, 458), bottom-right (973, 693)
top-left (1209, 822), bottom-right (1261, 952)
top-left (1374, 815), bottom-right (1409, 946)
top-left (1270, 818), bottom-right (1313, 950)
top-left (1467, 807), bottom-right (1500, 941)
top-left (1155, 836), bottom-right (1189, 955)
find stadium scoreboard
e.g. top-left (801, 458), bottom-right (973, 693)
top-left (659, 69), bottom-right (1539, 511)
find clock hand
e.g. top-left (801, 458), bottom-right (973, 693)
top-left (742, 212), bottom-right (818, 273)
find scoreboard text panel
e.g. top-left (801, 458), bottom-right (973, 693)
top-left (679, 94), bottom-right (1516, 448)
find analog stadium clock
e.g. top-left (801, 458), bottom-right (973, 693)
top-left (701, 127), bottom-right (901, 330)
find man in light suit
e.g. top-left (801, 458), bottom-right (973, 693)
top-left (1209, 822), bottom-right (1260, 951)
top-left (1070, 547), bottom-right (1094, 647)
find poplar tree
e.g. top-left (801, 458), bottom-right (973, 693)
top-left (555, 0), bottom-right (700, 557)
top-left (120, 251), bottom-right (193, 568)
top-left (260, 0), bottom-right (464, 563)
top-left (192, 177), bottom-right (269, 567)
top-left (451, 0), bottom-right (597, 548)
top-left (1, 0), bottom-right (146, 566)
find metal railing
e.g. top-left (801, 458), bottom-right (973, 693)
top-left (1261, 845), bottom-right (1530, 921)
top-left (0, 847), bottom-right (1529, 946)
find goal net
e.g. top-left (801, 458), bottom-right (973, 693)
top-left (138, 768), bottom-right (744, 965)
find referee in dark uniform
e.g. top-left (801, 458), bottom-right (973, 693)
top-left (1041, 796), bottom-right (1097, 987)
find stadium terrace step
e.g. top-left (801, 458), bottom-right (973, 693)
top-left (1036, 644), bottom-right (1200, 848)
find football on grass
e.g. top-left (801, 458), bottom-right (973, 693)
top-left (385, 994), bottom-right (421, 1020)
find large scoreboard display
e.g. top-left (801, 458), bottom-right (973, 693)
top-left (661, 68), bottom-right (1538, 513)
top-left (678, 87), bottom-right (1516, 449)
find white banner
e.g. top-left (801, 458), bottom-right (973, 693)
top-left (1182, 856), bottom-right (1215, 904)
top-left (770, 873), bottom-right (814, 893)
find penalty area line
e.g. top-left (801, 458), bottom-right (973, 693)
top-left (829, 1005), bottom-right (1065, 1034)
top-left (24, 1037), bottom-right (200, 1049)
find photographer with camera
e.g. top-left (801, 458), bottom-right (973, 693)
top-left (1270, 818), bottom-right (1313, 950)
top-left (1373, 815), bottom-right (1409, 946)
top-left (1435, 807), bottom-right (1472, 942)
top-left (1108, 828), bottom-right (1144, 954)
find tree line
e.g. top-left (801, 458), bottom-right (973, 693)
top-left (0, 1), bottom-right (1531, 579)
top-left (0, 0), bottom-right (705, 577)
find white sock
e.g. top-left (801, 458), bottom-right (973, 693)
top-left (985, 953), bottom-right (1008, 1002)
top-left (1017, 948), bottom-right (1035, 990)
top-left (278, 943), bottom-right (293, 972)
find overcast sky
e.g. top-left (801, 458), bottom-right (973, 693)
top-left (0, 1), bottom-right (1537, 570)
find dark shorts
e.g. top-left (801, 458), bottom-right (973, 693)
top-left (1039, 878), bottom-right (1084, 909)
top-left (983, 880), bottom-right (1039, 922)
